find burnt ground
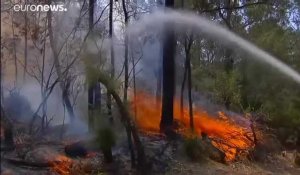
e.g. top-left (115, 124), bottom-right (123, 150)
top-left (168, 151), bottom-right (300, 175)
top-left (1, 123), bottom-right (300, 175)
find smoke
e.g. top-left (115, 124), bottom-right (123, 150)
top-left (128, 9), bottom-right (300, 84)
top-left (4, 3), bottom-right (300, 137)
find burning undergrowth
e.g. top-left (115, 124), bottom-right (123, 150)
top-left (48, 154), bottom-right (102, 175)
top-left (130, 91), bottom-right (259, 162)
top-left (49, 154), bottom-right (73, 175)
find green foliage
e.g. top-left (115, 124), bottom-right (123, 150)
top-left (83, 52), bottom-right (120, 92)
top-left (213, 70), bottom-right (241, 109)
top-left (187, 0), bottom-right (300, 136)
top-left (84, 58), bottom-right (101, 87)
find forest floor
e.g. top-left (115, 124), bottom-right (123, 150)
top-left (167, 150), bottom-right (300, 175)
top-left (1, 123), bottom-right (300, 175)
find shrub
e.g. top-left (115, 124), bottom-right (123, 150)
top-left (95, 127), bottom-right (116, 163)
top-left (183, 136), bottom-right (206, 161)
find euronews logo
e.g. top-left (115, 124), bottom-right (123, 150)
top-left (14, 4), bottom-right (67, 12)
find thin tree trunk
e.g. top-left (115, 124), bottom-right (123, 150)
top-left (132, 58), bottom-right (137, 119)
top-left (187, 52), bottom-right (194, 129)
top-left (1, 42), bottom-right (4, 104)
top-left (98, 74), bottom-right (147, 171)
top-left (180, 60), bottom-right (187, 119)
top-left (156, 43), bottom-right (162, 109)
top-left (181, 35), bottom-right (193, 129)
top-left (41, 27), bottom-right (47, 132)
top-left (41, 92), bottom-right (47, 132)
top-left (1, 107), bottom-right (14, 148)
top-left (23, 9), bottom-right (28, 82)
top-left (122, 0), bottom-right (129, 101)
top-left (107, 0), bottom-right (114, 120)
top-left (222, 0), bottom-right (234, 74)
top-left (186, 36), bottom-right (194, 129)
top-left (29, 79), bottom-right (59, 134)
top-left (122, 0), bottom-right (136, 167)
top-left (156, 67), bottom-right (162, 110)
top-left (60, 104), bottom-right (66, 139)
top-left (11, 11), bottom-right (18, 84)
top-left (88, 0), bottom-right (95, 132)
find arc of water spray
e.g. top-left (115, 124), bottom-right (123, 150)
top-left (128, 10), bottom-right (300, 84)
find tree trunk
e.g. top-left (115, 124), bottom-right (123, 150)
top-left (103, 148), bottom-right (113, 163)
top-left (180, 59), bottom-right (188, 119)
top-left (223, 0), bottom-right (234, 74)
top-left (1, 40), bottom-right (4, 106)
top-left (186, 36), bottom-right (194, 129)
top-left (11, 11), bottom-right (18, 84)
top-left (156, 67), bottom-right (162, 110)
top-left (122, 0), bottom-right (129, 101)
top-left (1, 106), bottom-right (14, 149)
top-left (23, 8), bottom-right (28, 82)
top-left (126, 126), bottom-right (136, 167)
top-left (187, 52), bottom-right (194, 129)
top-left (181, 35), bottom-right (194, 129)
top-left (97, 74), bottom-right (147, 171)
top-left (41, 91), bottom-right (47, 132)
top-left (88, 0), bottom-right (96, 132)
top-left (107, 0), bottom-right (115, 120)
top-left (180, 0), bottom-right (187, 118)
top-left (122, 0), bottom-right (136, 167)
top-left (132, 56), bottom-right (137, 119)
top-left (160, 0), bottom-right (176, 134)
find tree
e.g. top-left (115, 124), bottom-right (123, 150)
top-left (186, 35), bottom-right (194, 129)
top-left (180, 34), bottom-right (194, 130)
top-left (23, 7), bottom-right (28, 82)
top-left (121, 0), bottom-right (136, 167)
top-left (160, 0), bottom-right (176, 134)
top-left (88, 0), bottom-right (98, 132)
top-left (47, 2), bottom-right (76, 122)
top-left (122, 0), bottom-right (129, 101)
top-left (107, 0), bottom-right (115, 120)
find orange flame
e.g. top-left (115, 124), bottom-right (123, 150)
top-left (49, 155), bottom-right (73, 175)
top-left (131, 91), bottom-right (254, 162)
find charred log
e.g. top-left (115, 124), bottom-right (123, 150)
top-left (1, 106), bottom-right (14, 150)
top-left (103, 147), bottom-right (113, 163)
top-left (4, 126), bottom-right (14, 147)
top-left (64, 142), bottom-right (88, 158)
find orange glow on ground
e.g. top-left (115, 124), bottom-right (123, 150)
top-left (49, 155), bottom-right (73, 175)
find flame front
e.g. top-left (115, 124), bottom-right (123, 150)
top-left (131, 91), bottom-right (254, 162)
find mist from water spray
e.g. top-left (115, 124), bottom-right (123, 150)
top-left (128, 10), bottom-right (300, 84)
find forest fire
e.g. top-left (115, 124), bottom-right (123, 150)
top-left (49, 155), bottom-right (73, 175)
top-left (131, 91), bottom-right (255, 162)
